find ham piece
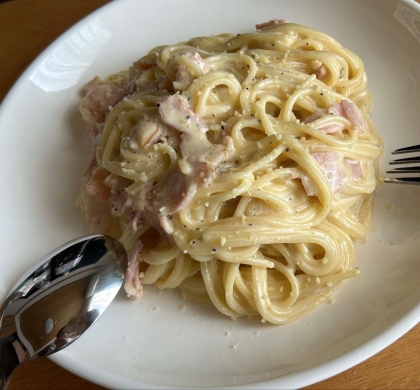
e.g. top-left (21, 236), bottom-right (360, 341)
top-left (312, 151), bottom-right (363, 193)
top-left (80, 79), bottom-right (127, 143)
top-left (124, 240), bottom-right (144, 299)
top-left (158, 94), bottom-right (233, 167)
top-left (304, 109), bottom-right (345, 134)
top-left (175, 52), bottom-right (211, 85)
top-left (328, 100), bottom-right (367, 133)
top-left (85, 166), bottom-right (112, 201)
top-left (305, 100), bottom-right (368, 134)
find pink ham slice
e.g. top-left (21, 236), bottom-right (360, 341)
top-left (311, 151), bottom-right (362, 193)
top-left (130, 117), bottom-right (165, 148)
top-left (158, 94), bottom-right (233, 166)
top-left (291, 170), bottom-right (317, 196)
top-left (80, 80), bottom-right (127, 143)
top-left (304, 109), bottom-right (345, 134)
top-left (85, 165), bottom-right (111, 201)
top-left (124, 240), bottom-right (144, 299)
top-left (304, 110), bottom-right (326, 124)
top-left (137, 164), bottom-right (216, 235)
top-left (84, 195), bottom-right (116, 236)
top-left (328, 100), bottom-right (367, 133)
top-left (159, 94), bottom-right (208, 133)
top-left (148, 168), bottom-right (197, 215)
top-left (126, 94), bottom-right (226, 237)
top-left (175, 52), bottom-right (212, 85)
top-left (317, 124), bottom-right (346, 134)
top-left (129, 116), bottom-right (181, 149)
top-left (185, 52), bottom-right (212, 74)
top-left (305, 99), bottom-right (368, 134)
top-left (347, 158), bottom-right (363, 178)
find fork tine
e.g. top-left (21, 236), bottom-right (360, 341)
top-left (389, 156), bottom-right (420, 165)
top-left (386, 166), bottom-right (420, 173)
top-left (391, 144), bottom-right (420, 154)
top-left (385, 144), bottom-right (420, 185)
top-left (384, 177), bottom-right (420, 185)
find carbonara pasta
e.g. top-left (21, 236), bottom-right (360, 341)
top-left (77, 21), bottom-right (383, 324)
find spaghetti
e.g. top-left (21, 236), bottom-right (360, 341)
top-left (77, 21), bottom-right (383, 324)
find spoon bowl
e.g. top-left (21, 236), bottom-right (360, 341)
top-left (0, 234), bottom-right (128, 389)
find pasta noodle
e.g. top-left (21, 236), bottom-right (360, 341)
top-left (77, 21), bottom-right (383, 324)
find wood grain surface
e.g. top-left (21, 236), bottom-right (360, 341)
top-left (1, 1), bottom-right (419, 389)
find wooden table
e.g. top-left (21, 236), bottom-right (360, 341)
top-left (1, 0), bottom-right (420, 388)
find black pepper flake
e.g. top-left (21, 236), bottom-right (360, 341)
top-left (286, 148), bottom-right (289, 151)
top-left (186, 115), bottom-right (190, 119)
top-left (320, 93), bottom-right (324, 95)
top-left (156, 103), bottom-right (161, 107)
top-left (212, 248), bottom-right (217, 252)
top-left (221, 126), bottom-right (225, 130)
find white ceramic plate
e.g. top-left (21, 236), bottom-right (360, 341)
top-left (1, 0), bottom-right (420, 388)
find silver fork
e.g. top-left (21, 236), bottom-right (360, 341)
top-left (384, 144), bottom-right (420, 185)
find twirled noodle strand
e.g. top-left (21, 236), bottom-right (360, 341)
top-left (77, 22), bottom-right (383, 324)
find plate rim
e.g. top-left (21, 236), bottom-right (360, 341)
top-left (1, 0), bottom-right (420, 388)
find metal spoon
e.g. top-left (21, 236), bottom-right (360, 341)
top-left (0, 234), bottom-right (128, 390)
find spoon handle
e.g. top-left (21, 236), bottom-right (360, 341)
top-left (0, 234), bottom-right (127, 390)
